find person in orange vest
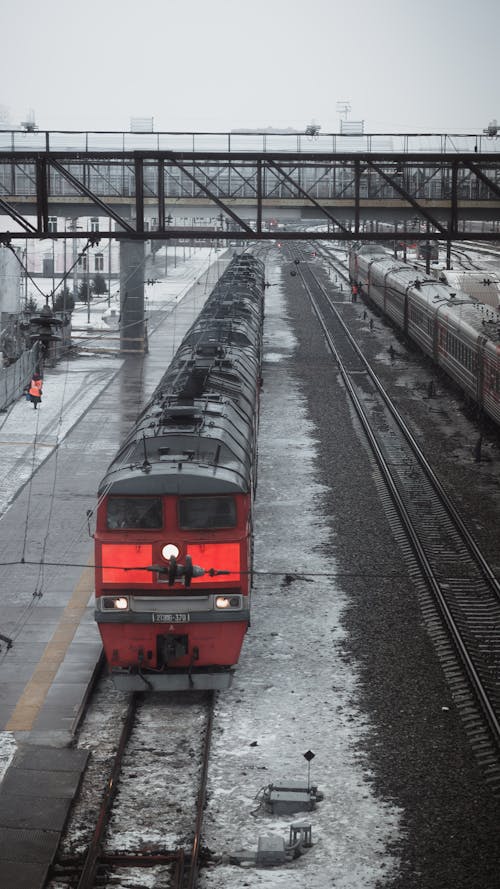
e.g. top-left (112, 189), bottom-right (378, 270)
top-left (351, 282), bottom-right (358, 302)
top-left (28, 372), bottom-right (43, 410)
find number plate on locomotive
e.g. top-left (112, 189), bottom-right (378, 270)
top-left (152, 613), bottom-right (190, 623)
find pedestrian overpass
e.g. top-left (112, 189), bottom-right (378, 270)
top-left (1, 128), bottom-right (500, 354)
top-left (1, 128), bottom-right (500, 244)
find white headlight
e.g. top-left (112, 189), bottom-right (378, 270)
top-left (162, 543), bottom-right (180, 560)
top-left (102, 596), bottom-right (129, 611)
top-left (215, 596), bottom-right (230, 609)
top-left (215, 596), bottom-right (241, 610)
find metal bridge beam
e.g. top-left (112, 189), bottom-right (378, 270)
top-left (0, 150), bottom-right (499, 243)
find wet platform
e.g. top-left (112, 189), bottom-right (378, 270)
top-left (0, 745), bottom-right (88, 889)
top-left (0, 249), bottom-right (229, 885)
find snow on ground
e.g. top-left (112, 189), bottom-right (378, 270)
top-left (199, 260), bottom-right (402, 889)
top-left (0, 733), bottom-right (17, 783)
top-left (1, 246), bottom-right (404, 885)
top-left (0, 247), bottom-right (225, 518)
top-left (0, 245), bottom-right (229, 779)
top-left (0, 354), bottom-right (123, 518)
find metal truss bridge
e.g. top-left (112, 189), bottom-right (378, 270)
top-left (1, 130), bottom-right (500, 244)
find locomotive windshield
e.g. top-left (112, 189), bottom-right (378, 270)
top-left (106, 496), bottom-right (163, 529)
top-left (179, 496), bottom-right (236, 529)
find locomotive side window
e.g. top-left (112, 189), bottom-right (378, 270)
top-left (107, 496), bottom-right (163, 529)
top-left (179, 496), bottom-right (236, 529)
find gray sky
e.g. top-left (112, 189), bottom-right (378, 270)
top-left (1, 0), bottom-right (498, 134)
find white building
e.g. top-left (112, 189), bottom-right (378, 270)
top-left (0, 246), bottom-right (21, 320)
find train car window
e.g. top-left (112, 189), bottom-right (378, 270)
top-left (106, 496), bottom-right (163, 529)
top-left (179, 496), bottom-right (236, 529)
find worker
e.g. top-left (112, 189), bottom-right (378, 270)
top-left (29, 372), bottom-right (43, 410)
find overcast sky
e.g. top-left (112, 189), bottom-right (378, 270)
top-left (1, 0), bottom-right (498, 134)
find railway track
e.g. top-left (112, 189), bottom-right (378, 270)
top-left (294, 250), bottom-right (500, 793)
top-left (48, 690), bottom-right (214, 889)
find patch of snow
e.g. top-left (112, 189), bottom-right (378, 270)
top-left (0, 733), bottom-right (17, 781)
top-left (199, 262), bottom-right (402, 888)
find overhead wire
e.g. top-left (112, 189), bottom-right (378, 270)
top-left (0, 244), bottom-right (234, 650)
top-left (31, 351), bottom-right (73, 598)
top-left (0, 235), bottom-right (120, 644)
top-left (5, 237), bottom-right (99, 307)
top-left (0, 558), bottom-right (411, 579)
top-left (1, 345), bottom-right (79, 649)
top-left (19, 406), bottom-right (41, 565)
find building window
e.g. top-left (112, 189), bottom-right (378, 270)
top-left (78, 255), bottom-right (88, 271)
top-left (90, 217), bottom-right (99, 233)
top-left (48, 216), bottom-right (58, 233)
top-left (95, 253), bottom-right (104, 272)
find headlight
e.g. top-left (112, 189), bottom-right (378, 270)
top-left (215, 595), bottom-right (242, 610)
top-left (162, 543), bottom-right (180, 560)
top-left (102, 596), bottom-right (129, 611)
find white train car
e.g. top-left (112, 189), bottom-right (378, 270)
top-left (431, 269), bottom-right (500, 311)
top-left (349, 245), bottom-right (500, 426)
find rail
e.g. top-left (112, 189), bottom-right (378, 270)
top-left (297, 253), bottom-right (500, 790)
top-left (52, 691), bottom-right (215, 888)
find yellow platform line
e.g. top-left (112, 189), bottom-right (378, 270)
top-left (6, 565), bottom-right (95, 732)
top-left (0, 440), bottom-right (55, 448)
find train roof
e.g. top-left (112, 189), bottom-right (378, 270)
top-left (353, 243), bottom-right (389, 256)
top-left (98, 253), bottom-right (264, 497)
top-left (431, 269), bottom-right (500, 309)
top-left (370, 257), bottom-right (500, 343)
top-left (100, 399), bottom-right (255, 496)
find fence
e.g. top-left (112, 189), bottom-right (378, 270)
top-left (0, 343), bottom-right (41, 412)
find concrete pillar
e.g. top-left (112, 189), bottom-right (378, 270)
top-left (119, 240), bottom-right (146, 353)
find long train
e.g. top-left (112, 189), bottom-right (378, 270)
top-left (349, 244), bottom-right (500, 426)
top-left (94, 253), bottom-right (265, 690)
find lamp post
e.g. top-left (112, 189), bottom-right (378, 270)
top-left (24, 237), bottom-right (28, 308)
top-left (63, 217), bottom-right (72, 314)
top-left (165, 214), bottom-right (173, 275)
top-left (85, 254), bottom-right (92, 324)
top-left (67, 218), bottom-right (81, 297)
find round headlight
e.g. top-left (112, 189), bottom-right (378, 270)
top-left (215, 596), bottom-right (241, 610)
top-left (115, 597), bottom-right (129, 610)
top-left (162, 543), bottom-right (180, 560)
top-left (102, 596), bottom-right (129, 610)
top-left (215, 596), bottom-right (230, 609)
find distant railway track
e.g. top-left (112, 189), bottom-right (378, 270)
top-left (49, 690), bottom-right (215, 889)
top-left (295, 250), bottom-right (500, 793)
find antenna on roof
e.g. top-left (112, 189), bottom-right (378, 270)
top-left (20, 109), bottom-right (38, 132)
top-left (336, 100), bottom-right (352, 121)
top-left (483, 119), bottom-right (498, 137)
top-left (305, 121), bottom-right (321, 139)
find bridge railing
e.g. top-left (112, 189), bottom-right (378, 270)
top-left (1, 130), bottom-right (499, 155)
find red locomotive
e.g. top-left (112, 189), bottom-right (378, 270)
top-left (94, 254), bottom-right (265, 690)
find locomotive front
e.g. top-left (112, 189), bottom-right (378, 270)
top-left (94, 255), bottom-right (264, 690)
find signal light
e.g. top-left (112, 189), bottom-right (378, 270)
top-left (162, 543), bottom-right (179, 560)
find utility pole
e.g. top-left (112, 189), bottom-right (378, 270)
top-left (51, 240), bottom-right (55, 307)
top-left (70, 218), bottom-right (79, 297)
top-left (24, 237), bottom-right (28, 308)
top-left (108, 218), bottom-right (112, 306)
top-left (87, 258), bottom-right (91, 324)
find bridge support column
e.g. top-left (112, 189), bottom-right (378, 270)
top-left (120, 240), bottom-right (147, 353)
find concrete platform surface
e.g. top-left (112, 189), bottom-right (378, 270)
top-left (0, 745), bottom-right (89, 889)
